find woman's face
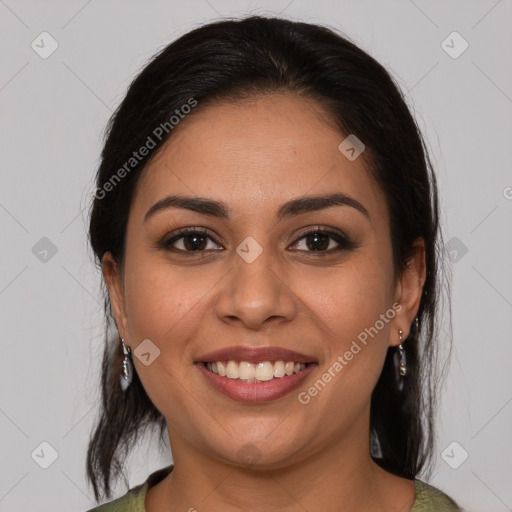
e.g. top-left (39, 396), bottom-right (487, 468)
top-left (104, 92), bottom-right (424, 469)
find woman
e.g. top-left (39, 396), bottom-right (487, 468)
top-left (85, 15), bottom-right (460, 511)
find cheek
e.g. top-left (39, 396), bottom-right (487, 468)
top-left (291, 252), bottom-right (393, 394)
top-left (294, 251), bottom-right (392, 333)
top-left (120, 253), bottom-right (214, 418)
top-left (122, 251), bottom-right (208, 346)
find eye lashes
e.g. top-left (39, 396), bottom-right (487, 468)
top-left (160, 227), bottom-right (359, 254)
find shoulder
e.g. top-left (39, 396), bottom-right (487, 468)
top-left (84, 484), bottom-right (146, 511)
top-left (84, 482), bottom-right (147, 512)
top-left (84, 465), bottom-right (173, 512)
top-left (412, 480), bottom-right (461, 511)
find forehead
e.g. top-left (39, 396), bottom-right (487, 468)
top-left (132, 93), bottom-right (387, 225)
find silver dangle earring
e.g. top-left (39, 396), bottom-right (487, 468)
top-left (395, 329), bottom-right (407, 391)
top-left (120, 338), bottom-right (133, 392)
top-left (397, 329), bottom-right (407, 376)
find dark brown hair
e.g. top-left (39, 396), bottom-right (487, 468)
top-left (86, 15), bottom-right (451, 502)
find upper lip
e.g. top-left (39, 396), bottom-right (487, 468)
top-left (195, 346), bottom-right (318, 365)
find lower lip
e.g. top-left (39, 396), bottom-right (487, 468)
top-left (196, 362), bottom-right (317, 403)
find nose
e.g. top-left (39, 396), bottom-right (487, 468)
top-left (214, 245), bottom-right (298, 330)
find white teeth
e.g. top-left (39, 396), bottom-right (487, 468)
top-left (205, 360), bottom-right (307, 382)
top-left (226, 361), bottom-right (239, 379)
top-left (255, 362), bottom-right (274, 381)
top-left (239, 361), bottom-right (255, 380)
top-left (273, 360), bottom-right (286, 378)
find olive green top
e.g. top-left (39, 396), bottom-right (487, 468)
top-left (86, 465), bottom-right (461, 511)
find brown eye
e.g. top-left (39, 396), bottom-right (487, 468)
top-left (290, 228), bottom-right (358, 254)
top-left (161, 228), bottom-right (223, 252)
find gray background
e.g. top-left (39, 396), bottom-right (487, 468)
top-left (0, 1), bottom-right (511, 510)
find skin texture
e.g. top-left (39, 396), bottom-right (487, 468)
top-left (103, 92), bottom-right (426, 511)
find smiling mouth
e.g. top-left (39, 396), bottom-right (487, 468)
top-left (202, 360), bottom-right (312, 383)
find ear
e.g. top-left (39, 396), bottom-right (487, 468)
top-left (390, 237), bottom-right (426, 347)
top-left (102, 251), bottom-right (129, 340)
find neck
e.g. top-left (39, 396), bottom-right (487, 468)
top-left (150, 412), bottom-right (415, 512)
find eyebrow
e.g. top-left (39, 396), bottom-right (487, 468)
top-left (144, 192), bottom-right (370, 223)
